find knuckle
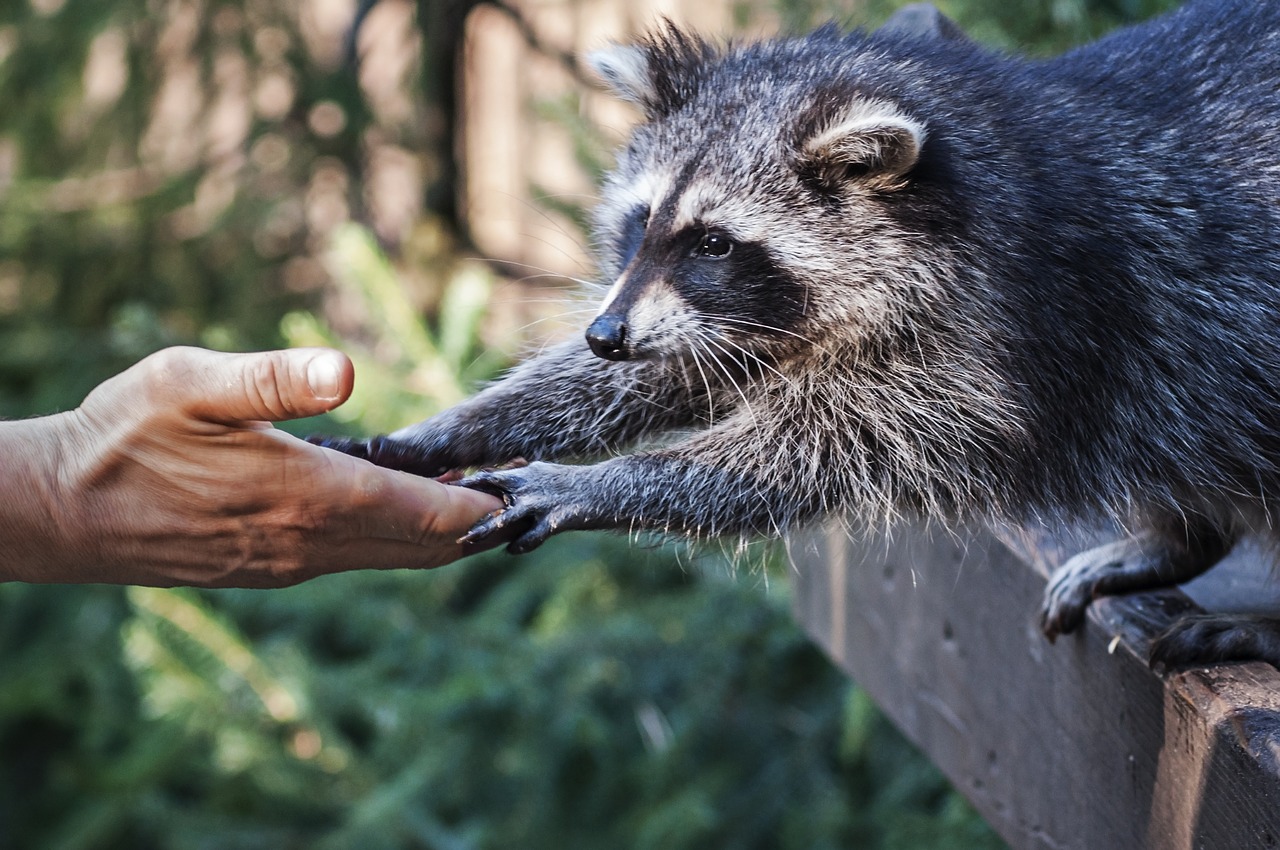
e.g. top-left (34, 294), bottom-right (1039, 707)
top-left (136, 346), bottom-right (195, 406)
top-left (141, 346), bottom-right (191, 380)
top-left (217, 518), bottom-right (312, 588)
top-left (348, 464), bottom-right (391, 507)
top-left (263, 509), bottom-right (328, 586)
top-left (268, 554), bottom-right (313, 587)
top-left (246, 356), bottom-right (294, 420)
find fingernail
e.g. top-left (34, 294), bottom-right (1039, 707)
top-left (306, 354), bottom-right (342, 400)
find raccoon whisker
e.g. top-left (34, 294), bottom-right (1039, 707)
top-left (686, 329), bottom-right (729, 415)
top-left (504, 294), bottom-right (593, 303)
top-left (493, 191), bottom-right (595, 269)
top-left (700, 337), bottom-right (768, 410)
top-left (696, 331), bottom-right (749, 374)
top-left (506, 297), bottom-right (600, 307)
top-left (683, 355), bottom-right (723, 425)
top-left (508, 303), bottom-right (601, 317)
top-left (671, 357), bottom-right (708, 423)
top-left (520, 271), bottom-right (598, 289)
top-left (701, 313), bottom-right (816, 341)
top-left (515, 232), bottom-right (598, 276)
top-left (690, 327), bottom-right (758, 426)
top-left (508, 309), bottom-right (602, 337)
top-left (552, 307), bottom-right (603, 318)
top-left (464, 256), bottom-right (604, 291)
top-left (515, 273), bottom-right (601, 289)
top-left (700, 314), bottom-right (837, 358)
top-left (712, 335), bottom-right (798, 390)
top-left (683, 333), bottom-right (719, 424)
top-left (532, 191), bottom-right (605, 203)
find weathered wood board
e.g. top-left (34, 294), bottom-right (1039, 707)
top-left (791, 523), bottom-right (1280, 850)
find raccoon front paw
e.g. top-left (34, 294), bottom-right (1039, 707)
top-left (1149, 614), bottom-right (1280, 673)
top-left (457, 462), bottom-right (603, 554)
top-left (305, 433), bottom-right (455, 478)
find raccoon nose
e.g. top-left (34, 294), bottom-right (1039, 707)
top-left (586, 314), bottom-right (630, 361)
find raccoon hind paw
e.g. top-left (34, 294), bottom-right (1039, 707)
top-left (1149, 614), bottom-right (1280, 673)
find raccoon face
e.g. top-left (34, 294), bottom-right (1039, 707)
top-left (585, 29), bottom-right (927, 365)
top-left (585, 189), bottom-right (807, 362)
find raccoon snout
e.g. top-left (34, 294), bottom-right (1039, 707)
top-left (586, 314), bottom-right (631, 361)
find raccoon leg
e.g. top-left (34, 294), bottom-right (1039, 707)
top-left (1038, 522), bottom-right (1233, 642)
top-left (1149, 614), bottom-right (1280, 671)
top-left (458, 455), bottom-right (791, 554)
top-left (308, 340), bottom-right (712, 476)
top-left (456, 412), bottom-right (830, 553)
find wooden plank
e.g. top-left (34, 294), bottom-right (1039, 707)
top-left (790, 522), bottom-right (1280, 850)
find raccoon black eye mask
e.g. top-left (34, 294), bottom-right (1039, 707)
top-left (312, 0), bottom-right (1280, 672)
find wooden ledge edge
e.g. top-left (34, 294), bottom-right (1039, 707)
top-left (791, 521), bottom-right (1280, 850)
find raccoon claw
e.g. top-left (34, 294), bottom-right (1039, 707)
top-left (458, 507), bottom-right (554, 555)
top-left (1149, 614), bottom-right (1280, 673)
top-left (457, 463), bottom-right (600, 554)
top-left (1039, 537), bottom-right (1162, 641)
top-left (1039, 546), bottom-right (1125, 641)
top-left (306, 434), bottom-right (452, 478)
top-left (1039, 593), bottom-right (1088, 644)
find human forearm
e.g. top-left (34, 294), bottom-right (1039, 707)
top-left (0, 412), bottom-right (83, 582)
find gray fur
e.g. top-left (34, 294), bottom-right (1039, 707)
top-left (313, 1), bottom-right (1280, 667)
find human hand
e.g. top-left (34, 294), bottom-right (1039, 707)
top-left (0, 346), bottom-right (503, 587)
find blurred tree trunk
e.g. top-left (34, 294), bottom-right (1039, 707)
top-left (407, 0), bottom-right (582, 250)
top-left (414, 0), bottom-right (481, 244)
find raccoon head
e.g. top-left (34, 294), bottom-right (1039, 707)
top-left (584, 28), bottom-right (930, 365)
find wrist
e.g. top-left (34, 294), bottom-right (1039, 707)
top-left (0, 411), bottom-right (93, 582)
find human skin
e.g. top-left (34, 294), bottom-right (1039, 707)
top-left (0, 346), bottom-right (503, 587)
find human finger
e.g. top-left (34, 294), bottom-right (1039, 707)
top-left (138, 346), bottom-right (356, 425)
top-left (311, 448), bottom-right (506, 544)
top-left (298, 468), bottom-right (509, 577)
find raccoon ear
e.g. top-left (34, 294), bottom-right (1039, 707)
top-left (585, 27), bottom-right (715, 118)
top-left (877, 3), bottom-right (969, 42)
top-left (585, 45), bottom-right (659, 110)
top-left (798, 107), bottom-right (926, 191)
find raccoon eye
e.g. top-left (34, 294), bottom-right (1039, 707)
top-left (695, 230), bottom-right (734, 259)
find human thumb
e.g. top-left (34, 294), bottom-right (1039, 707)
top-left (163, 346), bottom-right (355, 424)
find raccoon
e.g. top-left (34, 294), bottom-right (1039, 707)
top-left (313, 0), bottom-right (1280, 670)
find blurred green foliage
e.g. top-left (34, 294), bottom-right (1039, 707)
top-left (0, 0), bottom-right (373, 417)
top-left (0, 543), bottom-right (1005, 849)
top-left (0, 0), bottom-right (1182, 847)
